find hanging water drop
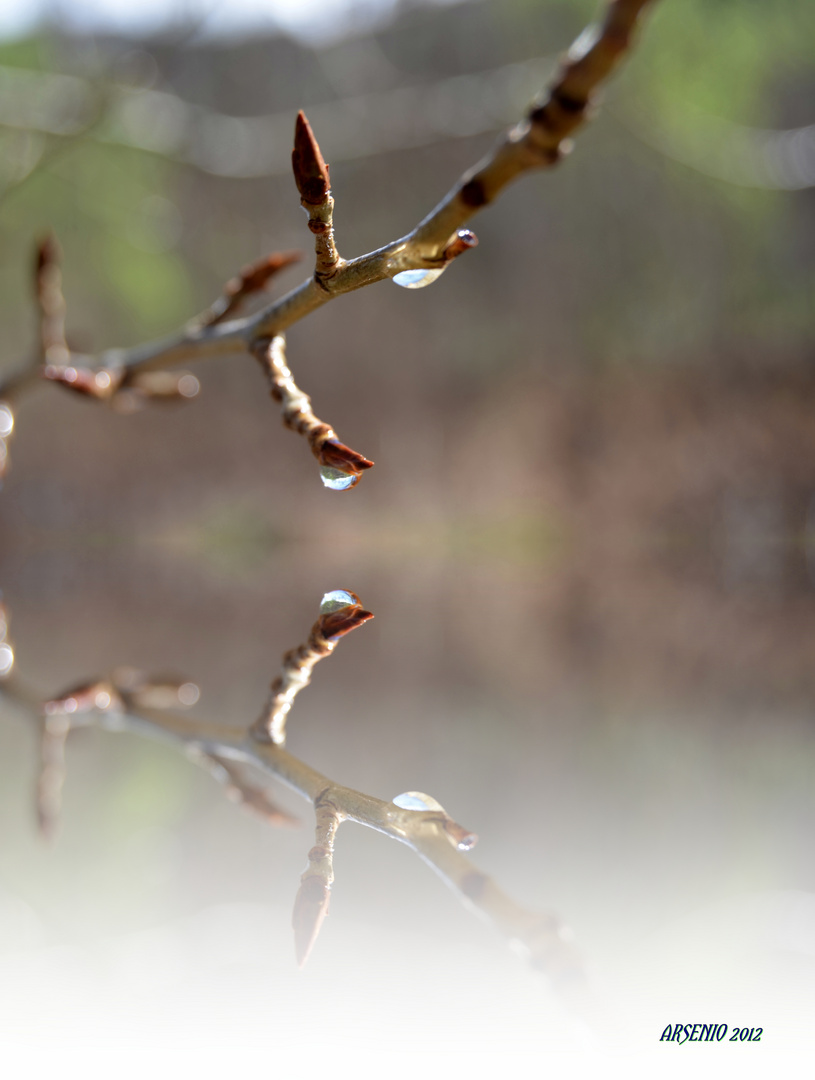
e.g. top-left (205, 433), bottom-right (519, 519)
top-left (320, 466), bottom-right (357, 491)
top-left (320, 590), bottom-right (358, 614)
top-left (392, 268), bottom-right (446, 290)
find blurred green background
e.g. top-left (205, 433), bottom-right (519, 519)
top-left (1, 0), bottom-right (814, 1072)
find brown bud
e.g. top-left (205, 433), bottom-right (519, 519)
top-left (319, 605), bottom-right (374, 641)
top-left (443, 228), bottom-right (479, 262)
top-left (442, 817), bottom-right (478, 852)
top-left (317, 437), bottom-right (375, 476)
top-left (292, 111), bottom-right (331, 206)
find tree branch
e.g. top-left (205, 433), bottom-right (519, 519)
top-left (253, 337), bottom-right (374, 492)
top-left (0, 590), bottom-right (584, 993)
top-left (1, 0), bottom-right (655, 489)
top-left (252, 587), bottom-right (374, 743)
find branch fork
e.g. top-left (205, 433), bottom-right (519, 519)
top-left (2, 0), bottom-right (654, 493)
top-left (1, 590), bottom-right (583, 992)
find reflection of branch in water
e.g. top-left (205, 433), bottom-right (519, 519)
top-left (0, 591), bottom-right (583, 995)
top-left (0, 0), bottom-right (655, 491)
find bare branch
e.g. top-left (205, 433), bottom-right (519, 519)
top-left (254, 336), bottom-right (374, 491)
top-left (1, 589), bottom-right (583, 995)
top-left (198, 251), bottom-right (303, 328)
top-left (2, 0), bottom-right (654, 489)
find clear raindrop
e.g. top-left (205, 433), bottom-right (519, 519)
top-left (0, 404), bottom-right (13, 438)
top-left (320, 590), bottom-right (357, 614)
top-left (320, 466), bottom-right (356, 490)
top-left (392, 268), bottom-right (445, 289)
top-left (393, 791), bottom-right (444, 812)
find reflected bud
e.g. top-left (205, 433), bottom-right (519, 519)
top-left (319, 603), bottom-right (374, 641)
top-left (320, 440), bottom-right (374, 472)
top-left (293, 874), bottom-right (331, 968)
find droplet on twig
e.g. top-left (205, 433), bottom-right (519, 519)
top-left (320, 590), bottom-right (359, 614)
top-left (392, 268), bottom-right (446, 290)
top-left (393, 229), bottom-right (478, 289)
top-left (392, 791), bottom-right (478, 851)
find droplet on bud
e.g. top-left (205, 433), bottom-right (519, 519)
top-left (0, 404), bottom-right (14, 438)
top-left (392, 268), bottom-right (446, 290)
top-left (320, 590), bottom-right (359, 614)
top-left (320, 466), bottom-right (358, 491)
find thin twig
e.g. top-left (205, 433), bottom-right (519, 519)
top-left (252, 586), bottom-right (374, 744)
top-left (0, 591), bottom-right (583, 992)
top-left (253, 336), bottom-right (374, 492)
top-left (198, 251), bottom-right (303, 328)
top-left (1, 0), bottom-right (655, 487)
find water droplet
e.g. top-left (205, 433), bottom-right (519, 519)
top-left (392, 268), bottom-right (445, 289)
top-left (0, 404), bottom-right (13, 438)
top-left (0, 643), bottom-right (14, 677)
top-left (320, 590), bottom-right (358, 614)
top-left (393, 791), bottom-right (445, 812)
top-left (320, 466), bottom-right (357, 490)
